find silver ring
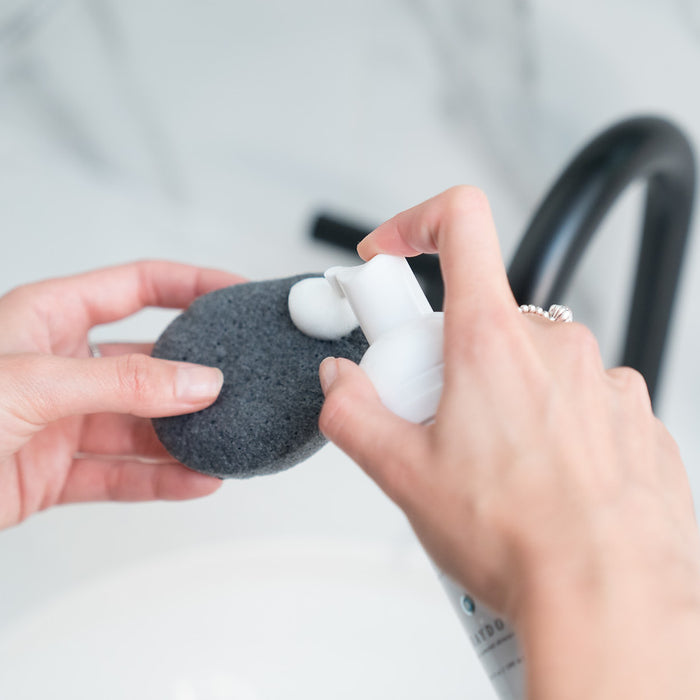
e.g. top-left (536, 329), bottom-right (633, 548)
top-left (518, 304), bottom-right (573, 323)
top-left (87, 341), bottom-right (102, 358)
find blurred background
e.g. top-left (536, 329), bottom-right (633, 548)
top-left (1, 1), bottom-right (699, 697)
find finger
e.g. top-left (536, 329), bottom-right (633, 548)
top-left (318, 357), bottom-right (427, 506)
top-left (0, 353), bottom-right (224, 428)
top-left (357, 186), bottom-right (515, 320)
top-left (78, 412), bottom-right (173, 459)
top-left (90, 342), bottom-right (154, 357)
top-left (18, 261), bottom-right (244, 331)
top-left (60, 457), bottom-right (222, 504)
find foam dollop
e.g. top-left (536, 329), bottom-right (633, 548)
top-left (287, 277), bottom-right (359, 340)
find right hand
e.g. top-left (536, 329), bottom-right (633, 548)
top-left (318, 187), bottom-right (700, 698)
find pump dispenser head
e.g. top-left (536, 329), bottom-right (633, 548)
top-left (325, 255), bottom-right (433, 344)
top-left (288, 254), bottom-right (444, 422)
top-left (324, 254), bottom-right (444, 424)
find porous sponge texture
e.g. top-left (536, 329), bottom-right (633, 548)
top-left (152, 275), bottom-right (367, 478)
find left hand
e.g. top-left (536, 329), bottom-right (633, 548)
top-left (0, 261), bottom-right (244, 530)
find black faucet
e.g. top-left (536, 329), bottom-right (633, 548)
top-left (311, 116), bottom-right (696, 406)
top-left (509, 116), bottom-right (695, 405)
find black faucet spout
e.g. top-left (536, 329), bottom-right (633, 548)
top-left (508, 116), bottom-right (695, 405)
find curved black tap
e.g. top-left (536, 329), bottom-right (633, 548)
top-left (311, 116), bottom-right (695, 406)
top-left (508, 116), bottom-right (695, 405)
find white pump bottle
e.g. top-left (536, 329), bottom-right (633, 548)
top-left (324, 254), bottom-right (525, 700)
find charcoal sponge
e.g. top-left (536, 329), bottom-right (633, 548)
top-left (151, 275), bottom-right (368, 478)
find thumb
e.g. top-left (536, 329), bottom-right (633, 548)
top-left (319, 357), bottom-right (426, 506)
top-left (0, 353), bottom-right (223, 427)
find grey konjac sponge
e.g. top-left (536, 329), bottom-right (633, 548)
top-left (152, 274), bottom-right (367, 478)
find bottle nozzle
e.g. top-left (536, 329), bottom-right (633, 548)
top-left (324, 255), bottom-right (433, 345)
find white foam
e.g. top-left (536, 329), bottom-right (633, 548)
top-left (288, 277), bottom-right (359, 340)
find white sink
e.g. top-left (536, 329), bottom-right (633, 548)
top-left (0, 538), bottom-right (496, 699)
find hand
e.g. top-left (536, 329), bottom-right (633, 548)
top-left (0, 261), bottom-right (243, 530)
top-left (318, 187), bottom-right (700, 699)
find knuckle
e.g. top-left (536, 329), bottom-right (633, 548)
top-left (436, 186), bottom-right (492, 255)
top-left (318, 392), bottom-right (344, 439)
top-left (567, 321), bottom-right (599, 353)
top-left (613, 365), bottom-right (645, 389)
top-left (132, 259), bottom-right (161, 283)
top-left (1, 283), bottom-right (67, 333)
top-left (116, 353), bottom-right (154, 403)
top-left (318, 390), bottom-right (355, 441)
top-left (1, 283), bottom-right (38, 309)
top-left (560, 322), bottom-right (602, 370)
top-left (105, 463), bottom-right (123, 501)
top-left (443, 184), bottom-right (489, 210)
top-left (610, 366), bottom-right (652, 406)
top-left (131, 260), bottom-right (157, 304)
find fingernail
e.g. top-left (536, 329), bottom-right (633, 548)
top-left (176, 365), bottom-right (224, 402)
top-left (319, 357), bottom-right (338, 395)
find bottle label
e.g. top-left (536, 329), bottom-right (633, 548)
top-left (440, 574), bottom-right (525, 699)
